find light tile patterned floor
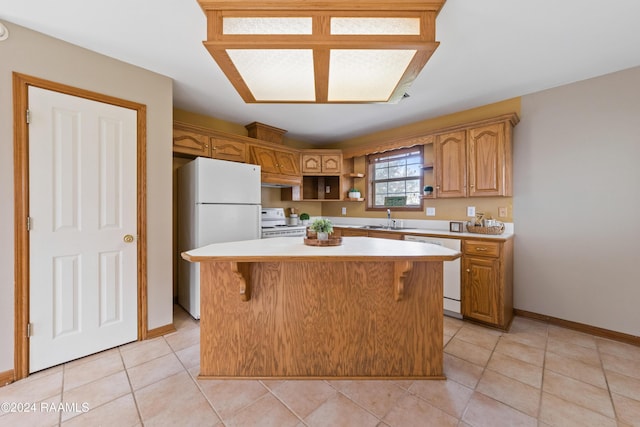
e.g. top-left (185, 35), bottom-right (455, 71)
top-left (1, 305), bottom-right (639, 426)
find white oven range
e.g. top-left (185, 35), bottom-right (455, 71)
top-left (261, 207), bottom-right (307, 238)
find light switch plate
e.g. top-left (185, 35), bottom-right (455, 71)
top-left (467, 206), bottom-right (476, 217)
top-left (426, 207), bottom-right (436, 216)
top-left (341, 207), bottom-right (347, 216)
top-left (498, 206), bottom-right (507, 217)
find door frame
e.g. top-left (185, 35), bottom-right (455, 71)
top-left (13, 73), bottom-right (148, 380)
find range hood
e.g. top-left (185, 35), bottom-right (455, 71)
top-left (260, 174), bottom-right (301, 188)
top-left (261, 182), bottom-right (294, 188)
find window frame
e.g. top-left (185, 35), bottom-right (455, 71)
top-left (366, 146), bottom-right (424, 212)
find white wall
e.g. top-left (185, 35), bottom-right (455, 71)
top-left (513, 66), bottom-right (640, 336)
top-left (0, 21), bottom-right (174, 373)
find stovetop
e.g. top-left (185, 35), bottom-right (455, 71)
top-left (261, 207), bottom-right (306, 229)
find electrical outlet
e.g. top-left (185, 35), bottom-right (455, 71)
top-left (426, 207), bottom-right (436, 216)
top-left (341, 207), bottom-right (347, 216)
top-left (498, 206), bottom-right (507, 218)
top-left (467, 206), bottom-right (476, 217)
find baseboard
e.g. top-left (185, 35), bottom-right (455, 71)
top-left (146, 323), bottom-right (177, 339)
top-left (514, 309), bottom-right (640, 347)
top-left (0, 369), bottom-right (15, 387)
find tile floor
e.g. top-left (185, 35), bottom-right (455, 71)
top-left (1, 305), bottom-right (639, 427)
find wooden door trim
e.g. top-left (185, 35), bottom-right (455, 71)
top-left (12, 72), bottom-right (148, 380)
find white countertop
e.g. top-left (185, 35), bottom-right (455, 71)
top-left (183, 236), bottom-right (461, 263)
top-left (326, 217), bottom-right (514, 240)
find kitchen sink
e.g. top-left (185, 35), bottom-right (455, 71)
top-left (359, 225), bottom-right (408, 230)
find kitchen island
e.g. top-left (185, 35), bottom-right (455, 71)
top-left (182, 236), bottom-right (460, 379)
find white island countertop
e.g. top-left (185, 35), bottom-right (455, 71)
top-left (182, 236), bottom-right (461, 263)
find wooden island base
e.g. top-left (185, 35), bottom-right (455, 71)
top-left (199, 260), bottom-right (445, 379)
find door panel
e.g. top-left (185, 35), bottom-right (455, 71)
top-left (468, 123), bottom-right (505, 196)
top-left (28, 86), bottom-right (138, 372)
top-left (435, 131), bottom-right (466, 198)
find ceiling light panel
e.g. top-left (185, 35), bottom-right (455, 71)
top-left (223, 17), bottom-right (312, 35)
top-left (330, 17), bottom-right (421, 35)
top-left (226, 49), bottom-right (316, 101)
top-left (328, 49), bottom-right (417, 102)
top-left (198, 1), bottom-right (445, 103)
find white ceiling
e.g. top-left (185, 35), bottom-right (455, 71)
top-left (2, 0), bottom-right (640, 145)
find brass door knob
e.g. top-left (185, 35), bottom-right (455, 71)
top-left (123, 234), bottom-right (135, 243)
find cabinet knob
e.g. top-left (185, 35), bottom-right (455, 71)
top-left (466, 268), bottom-right (471, 273)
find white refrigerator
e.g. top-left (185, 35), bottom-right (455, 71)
top-left (177, 157), bottom-right (261, 319)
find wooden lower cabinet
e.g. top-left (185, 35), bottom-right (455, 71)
top-left (333, 227), bottom-right (404, 239)
top-left (331, 227), bottom-right (514, 330)
top-left (461, 239), bottom-right (513, 330)
top-left (333, 228), bottom-right (368, 237)
top-left (368, 230), bottom-right (403, 240)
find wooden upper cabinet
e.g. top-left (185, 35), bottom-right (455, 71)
top-left (302, 153), bottom-right (342, 174)
top-left (321, 154), bottom-right (341, 174)
top-left (210, 138), bottom-right (246, 163)
top-left (434, 116), bottom-right (515, 198)
top-left (275, 151), bottom-right (300, 176)
top-left (173, 128), bottom-right (210, 157)
top-left (250, 146), bottom-right (300, 176)
top-left (302, 154), bottom-right (322, 173)
top-left (250, 146), bottom-right (279, 173)
top-left (434, 131), bottom-right (467, 198)
top-left (468, 123), bottom-right (508, 197)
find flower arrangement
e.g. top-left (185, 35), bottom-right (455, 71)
top-left (309, 218), bottom-right (333, 234)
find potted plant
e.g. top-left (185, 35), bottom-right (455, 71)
top-left (299, 212), bottom-right (310, 225)
top-left (348, 188), bottom-right (361, 199)
top-left (423, 185), bottom-right (434, 196)
top-left (309, 218), bottom-right (333, 240)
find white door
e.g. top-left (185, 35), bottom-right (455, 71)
top-left (28, 87), bottom-right (138, 372)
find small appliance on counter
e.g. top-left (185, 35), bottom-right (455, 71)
top-left (261, 208), bottom-right (307, 238)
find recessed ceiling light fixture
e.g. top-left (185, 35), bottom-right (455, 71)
top-left (197, 0), bottom-right (446, 104)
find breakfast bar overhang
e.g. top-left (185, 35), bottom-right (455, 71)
top-left (182, 236), bottom-right (461, 380)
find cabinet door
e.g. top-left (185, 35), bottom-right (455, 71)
top-left (321, 155), bottom-right (341, 173)
top-left (368, 231), bottom-right (403, 240)
top-left (275, 151), bottom-right (301, 176)
top-left (435, 131), bottom-right (466, 198)
top-left (210, 138), bottom-right (246, 163)
top-left (468, 123), bottom-right (506, 197)
top-left (341, 228), bottom-right (369, 237)
top-left (173, 128), bottom-right (210, 157)
top-left (302, 154), bottom-right (322, 173)
top-left (250, 146), bottom-right (280, 173)
top-left (462, 256), bottom-right (500, 325)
